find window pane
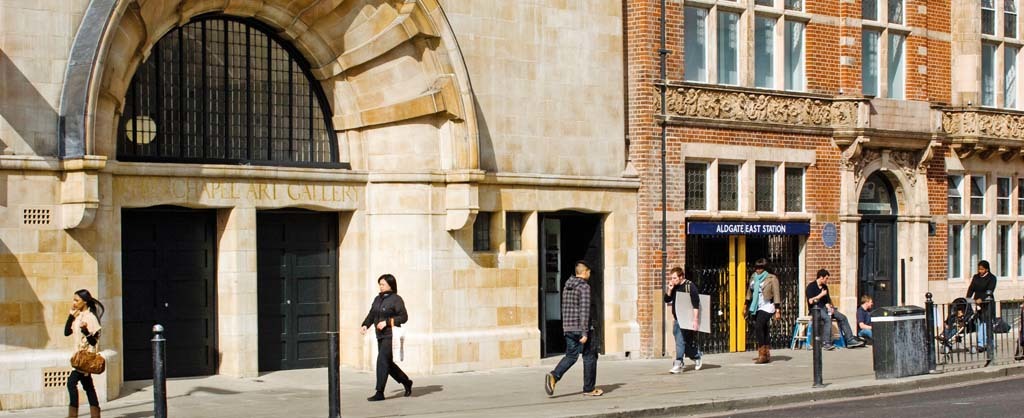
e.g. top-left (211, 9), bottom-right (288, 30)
top-left (684, 7), bottom-right (708, 82)
top-left (474, 212), bottom-right (491, 251)
top-left (718, 12), bottom-right (740, 85)
top-left (948, 176), bottom-right (963, 214)
top-left (949, 224), bottom-right (963, 279)
top-left (998, 177), bottom-right (1011, 215)
top-left (785, 167), bottom-right (804, 212)
top-left (506, 212), bottom-right (523, 251)
top-left (685, 163), bottom-right (707, 210)
top-left (983, 0), bottom-right (996, 35)
top-left (889, 0), bottom-right (903, 24)
top-left (1007, 46), bottom-right (1018, 108)
top-left (999, 224), bottom-right (1011, 276)
top-left (862, 30), bottom-right (880, 96)
top-left (755, 17), bottom-right (775, 88)
top-left (756, 166), bottom-right (775, 212)
top-left (983, 43), bottom-right (997, 107)
top-left (863, 0), bottom-right (878, 20)
top-left (971, 175), bottom-right (986, 214)
top-left (1019, 179), bottom-right (1024, 214)
top-left (970, 224), bottom-right (986, 269)
top-left (1006, 0), bottom-right (1018, 37)
top-left (785, 20), bottom-right (806, 91)
top-left (1019, 226), bottom-right (1024, 276)
top-left (755, 0), bottom-right (773, 5)
top-left (887, 33), bottom-right (905, 99)
top-left (785, 0), bottom-right (802, 11)
top-left (719, 165), bottom-right (739, 211)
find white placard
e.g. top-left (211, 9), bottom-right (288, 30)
top-left (674, 293), bottom-right (712, 333)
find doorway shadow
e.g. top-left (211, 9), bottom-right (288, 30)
top-left (0, 239), bottom-right (49, 348)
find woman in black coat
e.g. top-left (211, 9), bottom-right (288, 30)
top-left (361, 274), bottom-right (412, 401)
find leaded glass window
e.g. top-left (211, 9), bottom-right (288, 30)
top-left (756, 166), bottom-right (775, 212)
top-left (719, 164), bottom-right (739, 211)
top-left (685, 163), bottom-right (707, 210)
top-left (785, 167), bottom-right (803, 212)
top-left (474, 212), bottom-right (492, 251)
top-left (119, 17), bottom-right (339, 167)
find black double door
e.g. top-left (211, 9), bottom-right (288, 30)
top-left (257, 210), bottom-right (338, 371)
top-left (122, 207), bottom-right (217, 380)
top-left (859, 218), bottom-right (897, 308)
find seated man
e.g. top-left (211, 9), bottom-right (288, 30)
top-left (856, 295), bottom-right (873, 341)
top-left (806, 269), bottom-right (865, 349)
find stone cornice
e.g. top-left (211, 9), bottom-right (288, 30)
top-left (655, 82), bottom-right (866, 134)
top-left (938, 107), bottom-right (1024, 160)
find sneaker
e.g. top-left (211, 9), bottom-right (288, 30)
top-left (824, 344), bottom-right (836, 351)
top-left (669, 360), bottom-right (682, 374)
top-left (846, 339), bottom-right (865, 348)
top-left (544, 373), bottom-right (556, 396)
top-left (583, 389), bottom-right (604, 397)
top-left (694, 358), bottom-right (703, 370)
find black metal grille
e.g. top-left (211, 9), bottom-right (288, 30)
top-left (118, 16), bottom-right (340, 167)
top-left (745, 235), bottom-right (801, 349)
top-left (686, 235), bottom-right (731, 354)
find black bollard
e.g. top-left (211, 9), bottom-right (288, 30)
top-left (925, 293), bottom-right (936, 372)
top-left (329, 332), bottom-right (340, 418)
top-left (152, 324), bottom-right (167, 418)
top-left (812, 306), bottom-right (824, 388)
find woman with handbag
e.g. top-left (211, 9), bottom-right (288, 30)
top-left (744, 258), bottom-right (781, 364)
top-left (360, 274), bottom-right (412, 401)
top-left (64, 289), bottom-right (105, 418)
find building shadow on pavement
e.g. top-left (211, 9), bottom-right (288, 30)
top-left (399, 384), bottom-right (443, 398)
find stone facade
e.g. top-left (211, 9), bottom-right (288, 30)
top-left (0, 0), bottom-right (635, 410)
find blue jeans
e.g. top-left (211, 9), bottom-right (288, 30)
top-left (551, 331), bottom-right (598, 392)
top-left (977, 321), bottom-right (988, 348)
top-left (672, 320), bottom-right (702, 362)
top-left (858, 329), bottom-right (872, 340)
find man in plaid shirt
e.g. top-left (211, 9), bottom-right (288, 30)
top-left (545, 260), bottom-right (602, 397)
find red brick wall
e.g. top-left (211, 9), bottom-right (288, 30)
top-left (626, 0), bottom-right (953, 357)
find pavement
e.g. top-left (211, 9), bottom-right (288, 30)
top-left (2, 346), bottom-right (1022, 418)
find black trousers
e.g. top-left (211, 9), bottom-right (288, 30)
top-left (754, 311), bottom-right (773, 347)
top-left (375, 336), bottom-right (410, 392)
top-left (67, 370), bottom-right (99, 407)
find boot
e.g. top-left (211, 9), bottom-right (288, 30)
top-left (67, 406), bottom-right (78, 417)
top-left (754, 345), bottom-right (769, 364)
top-left (89, 406), bottom-right (100, 418)
top-left (764, 345), bottom-right (772, 363)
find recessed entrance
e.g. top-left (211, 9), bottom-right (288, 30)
top-left (257, 210), bottom-right (338, 371)
top-left (538, 212), bottom-right (604, 357)
top-left (858, 172), bottom-right (898, 308)
top-left (121, 207), bottom-right (218, 380)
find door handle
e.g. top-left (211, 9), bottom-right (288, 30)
top-left (164, 302), bottom-right (169, 308)
top-left (286, 300), bottom-right (292, 305)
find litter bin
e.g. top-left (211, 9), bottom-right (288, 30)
top-left (872, 305), bottom-right (928, 379)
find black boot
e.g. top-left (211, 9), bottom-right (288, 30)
top-left (367, 391), bottom-right (385, 401)
top-left (403, 380), bottom-right (413, 397)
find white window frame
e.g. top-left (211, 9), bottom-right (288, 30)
top-left (998, 176), bottom-right (1013, 215)
top-left (971, 174), bottom-right (987, 215)
top-left (981, 0), bottom-right (1024, 109)
top-left (949, 175), bottom-right (964, 215)
top-left (862, 0), bottom-right (910, 99)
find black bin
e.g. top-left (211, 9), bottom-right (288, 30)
top-left (871, 305), bottom-right (929, 379)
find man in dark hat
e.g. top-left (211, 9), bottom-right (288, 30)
top-left (967, 260), bottom-right (997, 352)
top-left (545, 260), bottom-right (602, 397)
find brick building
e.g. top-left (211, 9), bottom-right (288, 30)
top-left (627, 0), bottom-right (1024, 358)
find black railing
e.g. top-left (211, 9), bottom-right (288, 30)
top-left (926, 294), bottom-right (1024, 371)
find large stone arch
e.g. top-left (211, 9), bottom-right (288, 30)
top-left (60, 0), bottom-right (479, 171)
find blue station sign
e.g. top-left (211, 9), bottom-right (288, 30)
top-left (687, 221), bottom-right (811, 236)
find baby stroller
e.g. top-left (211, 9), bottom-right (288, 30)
top-left (1016, 304), bottom-right (1024, 362)
top-left (936, 297), bottom-right (976, 354)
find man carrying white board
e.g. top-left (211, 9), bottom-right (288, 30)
top-left (664, 266), bottom-right (703, 374)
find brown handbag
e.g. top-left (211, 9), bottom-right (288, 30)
top-left (71, 349), bottom-right (105, 375)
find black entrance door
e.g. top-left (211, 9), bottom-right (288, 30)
top-left (257, 210), bottom-right (338, 371)
top-left (859, 219), bottom-right (897, 307)
top-left (538, 212), bottom-right (603, 357)
top-left (122, 207), bottom-right (217, 380)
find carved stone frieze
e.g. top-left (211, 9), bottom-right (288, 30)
top-left (853, 149), bottom-right (881, 180)
top-left (942, 109), bottom-right (1024, 139)
top-left (889, 151), bottom-right (918, 186)
top-left (656, 86), bottom-right (860, 129)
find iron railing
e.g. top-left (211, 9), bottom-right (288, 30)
top-left (926, 294), bottom-right (1024, 372)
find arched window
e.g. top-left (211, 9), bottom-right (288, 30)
top-left (118, 16), bottom-right (340, 167)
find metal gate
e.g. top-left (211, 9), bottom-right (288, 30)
top-left (686, 234), bottom-right (800, 353)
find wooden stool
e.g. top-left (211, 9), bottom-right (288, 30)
top-left (790, 316), bottom-right (811, 349)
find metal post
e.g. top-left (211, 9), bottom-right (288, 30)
top-left (658, 0), bottom-right (669, 358)
top-left (985, 295), bottom-right (995, 366)
top-left (812, 306), bottom-right (824, 388)
top-left (900, 259), bottom-right (906, 306)
top-left (925, 293), bottom-right (936, 372)
top-left (328, 332), bottom-right (340, 418)
top-left (152, 324), bottom-right (167, 418)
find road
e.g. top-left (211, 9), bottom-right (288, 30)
top-left (699, 374), bottom-right (1024, 418)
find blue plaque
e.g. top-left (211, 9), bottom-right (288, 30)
top-left (822, 223), bottom-right (837, 248)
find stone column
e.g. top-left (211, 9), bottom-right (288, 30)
top-left (215, 206), bottom-right (258, 377)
